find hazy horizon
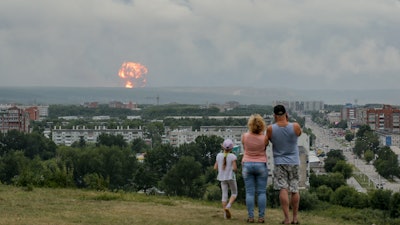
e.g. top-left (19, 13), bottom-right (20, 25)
top-left (1, 86), bottom-right (400, 106)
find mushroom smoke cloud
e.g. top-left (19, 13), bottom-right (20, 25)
top-left (118, 61), bottom-right (148, 88)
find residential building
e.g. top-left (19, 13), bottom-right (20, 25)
top-left (51, 125), bottom-right (143, 146)
top-left (326, 112), bottom-right (341, 124)
top-left (274, 100), bottom-right (324, 112)
top-left (342, 103), bottom-right (357, 128)
top-left (366, 105), bottom-right (400, 132)
top-left (341, 104), bottom-right (400, 147)
top-left (166, 126), bottom-right (247, 148)
top-left (0, 106), bottom-right (30, 133)
top-left (24, 106), bottom-right (40, 121)
top-left (108, 101), bottom-right (139, 110)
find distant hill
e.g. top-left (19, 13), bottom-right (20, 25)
top-left (1, 86), bottom-right (400, 106)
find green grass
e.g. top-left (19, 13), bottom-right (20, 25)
top-left (0, 184), bottom-right (371, 225)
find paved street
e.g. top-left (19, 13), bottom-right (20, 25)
top-left (305, 117), bottom-right (400, 193)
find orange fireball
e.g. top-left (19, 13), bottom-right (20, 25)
top-left (118, 61), bottom-right (148, 88)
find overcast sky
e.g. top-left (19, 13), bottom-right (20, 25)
top-left (1, 0), bottom-right (400, 90)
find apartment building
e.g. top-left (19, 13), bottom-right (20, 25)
top-left (341, 104), bottom-right (400, 147)
top-left (52, 125), bottom-right (143, 146)
top-left (166, 126), bottom-right (247, 148)
top-left (273, 100), bottom-right (324, 112)
top-left (327, 112), bottom-right (341, 124)
top-left (0, 106), bottom-right (30, 133)
top-left (341, 103), bottom-right (356, 125)
top-left (366, 105), bottom-right (400, 133)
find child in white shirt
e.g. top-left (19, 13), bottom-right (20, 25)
top-left (214, 139), bottom-right (238, 219)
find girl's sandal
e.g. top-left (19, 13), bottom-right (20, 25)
top-left (247, 218), bottom-right (255, 223)
top-left (258, 218), bottom-right (265, 223)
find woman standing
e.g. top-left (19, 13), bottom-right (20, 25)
top-left (241, 114), bottom-right (269, 223)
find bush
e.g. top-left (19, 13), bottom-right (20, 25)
top-left (390, 192), bottom-right (400, 218)
top-left (83, 173), bottom-right (109, 191)
top-left (370, 189), bottom-right (392, 211)
top-left (352, 192), bottom-right (370, 209)
top-left (310, 172), bottom-right (345, 191)
top-left (331, 186), bottom-right (369, 209)
top-left (266, 185), bottom-right (280, 208)
top-left (315, 185), bottom-right (333, 202)
top-left (299, 190), bottom-right (319, 211)
top-left (203, 184), bottom-right (221, 201)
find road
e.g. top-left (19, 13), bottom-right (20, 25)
top-left (305, 116), bottom-right (400, 193)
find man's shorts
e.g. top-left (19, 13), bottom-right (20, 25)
top-left (273, 164), bottom-right (299, 193)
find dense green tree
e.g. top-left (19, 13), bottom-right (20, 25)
top-left (302, 127), bottom-right (316, 147)
top-left (24, 132), bottom-right (57, 160)
top-left (364, 150), bottom-right (374, 164)
top-left (83, 173), bottom-right (109, 191)
top-left (56, 146), bottom-right (80, 177)
top-left (130, 138), bottom-right (150, 153)
top-left (370, 189), bottom-right (392, 211)
top-left (41, 158), bottom-right (75, 187)
top-left (56, 145), bottom-right (137, 189)
top-left (96, 133), bottom-right (127, 148)
top-left (144, 144), bottom-right (180, 181)
top-left (315, 185), bottom-right (333, 202)
top-left (324, 157), bottom-right (338, 173)
top-left (160, 156), bottom-right (205, 198)
top-left (389, 192), bottom-right (400, 218)
top-left (49, 104), bottom-right (136, 119)
top-left (352, 127), bottom-right (379, 157)
top-left (345, 130), bottom-right (355, 142)
top-left (0, 151), bottom-right (29, 184)
top-left (132, 163), bottom-right (159, 192)
top-left (330, 185), bottom-right (369, 209)
top-left (71, 136), bottom-right (87, 148)
top-left (298, 190), bottom-right (319, 211)
top-left (332, 160), bottom-right (353, 179)
top-left (354, 138), bottom-right (369, 157)
top-left (374, 146), bottom-right (400, 180)
top-left (310, 172), bottom-right (346, 191)
top-left (324, 150), bottom-right (346, 173)
top-left (95, 146), bottom-right (137, 189)
top-left (12, 156), bottom-right (74, 188)
top-left (326, 149), bottom-right (346, 160)
top-left (364, 132), bottom-right (380, 154)
top-left (192, 135), bottom-right (224, 171)
top-left (0, 130), bottom-right (27, 155)
top-left (356, 125), bottom-right (372, 138)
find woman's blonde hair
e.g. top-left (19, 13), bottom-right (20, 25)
top-left (247, 114), bottom-right (266, 134)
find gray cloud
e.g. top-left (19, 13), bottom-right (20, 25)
top-left (1, 0), bottom-right (399, 90)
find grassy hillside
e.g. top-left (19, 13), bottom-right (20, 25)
top-left (0, 185), bottom-right (365, 225)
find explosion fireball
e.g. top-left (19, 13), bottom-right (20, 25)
top-left (118, 61), bottom-right (148, 88)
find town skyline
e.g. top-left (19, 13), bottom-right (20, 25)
top-left (1, 86), bottom-right (400, 106)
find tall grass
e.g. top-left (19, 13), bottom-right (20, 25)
top-left (0, 184), bottom-right (374, 225)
